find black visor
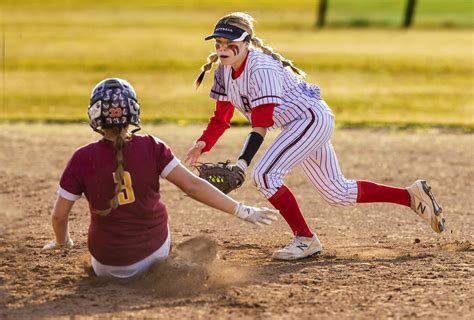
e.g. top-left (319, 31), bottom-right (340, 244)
top-left (204, 23), bottom-right (250, 41)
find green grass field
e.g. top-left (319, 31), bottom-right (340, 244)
top-left (1, 1), bottom-right (473, 129)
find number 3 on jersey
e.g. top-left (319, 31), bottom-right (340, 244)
top-left (113, 171), bottom-right (135, 205)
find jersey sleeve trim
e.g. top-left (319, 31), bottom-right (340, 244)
top-left (160, 157), bottom-right (180, 178)
top-left (250, 96), bottom-right (282, 108)
top-left (249, 67), bottom-right (283, 108)
top-left (251, 95), bottom-right (281, 103)
top-left (210, 89), bottom-right (227, 97)
top-left (210, 65), bottom-right (229, 101)
top-left (210, 91), bottom-right (228, 101)
top-left (214, 78), bottom-right (225, 90)
top-left (57, 186), bottom-right (81, 201)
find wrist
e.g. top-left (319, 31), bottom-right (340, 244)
top-left (233, 203), bottom-right (249, 220)
top-left (195, 140), bottom-right (206, 149)
top-left (55, 236), bottom-right (67, 245)
top-left (235, 159), bottom-right (248, 172)
top-left (57, 237), bottom-right (73, 248)
top-left (43, 237), bottom-right (73, 250)
top-left (238, 131), bottom-right (264, 166)
top-left (233, 203), bottom-right (241, 216)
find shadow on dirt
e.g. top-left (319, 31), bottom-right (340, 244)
top-left (4, 238), bottom-right (471, 319)
top-left (4, 236), bottom-right (255, 319)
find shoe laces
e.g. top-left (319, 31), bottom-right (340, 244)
top-left (284, 236), bottom-right (306, 250)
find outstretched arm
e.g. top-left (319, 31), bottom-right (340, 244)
top-left (43, 196), bottom-right (74, 249)
top-left (167, 162), bottom-right (238, 213)
top-left (166, 162), bottom-right (278, 226)
top-left (184, 100), bottom-right (235, 166)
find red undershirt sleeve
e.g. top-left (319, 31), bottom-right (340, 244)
top-left (250, 103), bottom-right (275, 128)
top-left (197, 100), bottom-right (235, 153)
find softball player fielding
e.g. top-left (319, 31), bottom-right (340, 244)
top-left (43, 78), bottom-right (278, 280)
top-left (185, 12), bottom-right (445, 261)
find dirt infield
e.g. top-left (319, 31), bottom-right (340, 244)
top-left (0, 123), bottom-right (472, 319)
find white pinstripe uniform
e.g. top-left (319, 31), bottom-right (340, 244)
top-left (210, 48), bottom-right (358, 205)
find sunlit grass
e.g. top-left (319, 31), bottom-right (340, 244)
top-left (1, 1), bottom-right (473, 129)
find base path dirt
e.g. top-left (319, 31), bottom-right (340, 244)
top-left (0, 123), bottom-right (472, 319)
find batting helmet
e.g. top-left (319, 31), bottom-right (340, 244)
top-left (88, 78), bottom-right (141, 132)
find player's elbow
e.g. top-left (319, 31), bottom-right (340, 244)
top-left (252, 126), bottom-right (267, 138)
top-left (181, 177), bottom-right (203, 198)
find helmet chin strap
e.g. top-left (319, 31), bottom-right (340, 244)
top-left (93, 124), bottom-right (141, 138)
top-left (90, 125), bottom-right (105, 135)
top-left (131, 125), bottom-right (141, 134)
top-left (91, 123), bottom-right (141, 136)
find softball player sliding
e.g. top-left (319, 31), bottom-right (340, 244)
top-left (185, 12), bottom-right (445, 261)
top-left (42, 78), bottom-right (278, 280)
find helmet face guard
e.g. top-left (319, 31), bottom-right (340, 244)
top-left (88, 78), bottom-right (141, 133)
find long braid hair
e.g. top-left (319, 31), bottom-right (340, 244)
top-left (93, 125), bottom-right (131, 216)
top-left (250, 36), bottom-right (306, 78)
top-left (194, 12), bottom-right (306, 88)
top-left (194, 52), bottom-right (219, 89)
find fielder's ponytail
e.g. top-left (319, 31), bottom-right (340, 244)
top-left (251, 36), bottom-right (306, 78)
top-left (199, 12), bottom-right (306, 86)
top-left (194, 52), bottom-right (219, 89)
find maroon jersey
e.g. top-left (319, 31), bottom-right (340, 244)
top-left (58, 134), bottom-right (178, 266)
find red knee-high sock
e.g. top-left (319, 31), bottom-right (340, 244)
top-left (268, 185), bottom-right (313, 237)
top-left (356, 180), bottom-right (410, 207)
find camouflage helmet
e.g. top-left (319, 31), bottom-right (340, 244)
top-left (88, 78), bottom-right (141, 132)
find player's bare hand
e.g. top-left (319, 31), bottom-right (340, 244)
top-left (234, 203), bottom-right (279, 227)
top-left (184, 141), bottom-right (206, 167)
top-left (42, 238), bottom-right (74, 250)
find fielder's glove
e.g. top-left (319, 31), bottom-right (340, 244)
top-left (42, 238), bottom-right (74, 250)
top-left (195, 160), bottom-right (245, 194)
top-left (234, 203), bottom-right (279, 227)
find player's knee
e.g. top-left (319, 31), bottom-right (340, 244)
top-left (251, 168), bottom-right (283, 188)
top-left (251, 168), bottom-right (265, 189)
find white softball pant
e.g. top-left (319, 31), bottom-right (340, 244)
top-left (253, 101), bottom-right (358, 206)
top-left (91, 225), bottom-right (171, 280)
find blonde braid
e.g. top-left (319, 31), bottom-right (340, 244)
top-left (194, 52), bottom-right (219, 89)
top-left (110, 127), bottom-right (127, 210)
top-left (93, 126), bottom-right (131, 216)
top-left (251, 36), bottom-right (306, 78)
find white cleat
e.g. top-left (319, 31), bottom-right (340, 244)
top-left (407, 180), bottom-right (445, 233)
top-left (272, 234), bottom-right (322, 261)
